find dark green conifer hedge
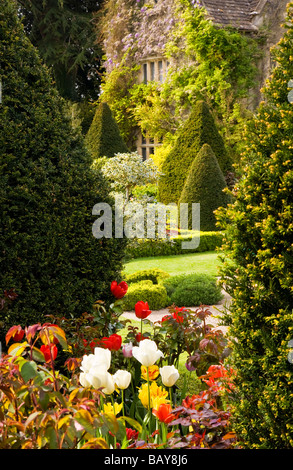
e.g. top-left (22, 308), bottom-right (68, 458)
top-left (179, 144), bottom-right (230, 231)
top-left (217, 2), bottom-right (293, 448)
top-left (158, 100), bottom-right (231, 204)
top-left (0, 0), bottom-right (126, 339)
top-left (85, 101), bottom-right (129, 159)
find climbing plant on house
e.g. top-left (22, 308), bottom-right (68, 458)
top-left (99, 0), bottom-right (259, 160)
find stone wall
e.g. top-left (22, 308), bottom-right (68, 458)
top-left (249, 0), bottom-right (288, 107)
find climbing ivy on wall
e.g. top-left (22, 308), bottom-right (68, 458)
top-left (100, 0), bottom-right (260, 159)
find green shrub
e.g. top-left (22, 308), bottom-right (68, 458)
top-left (124, 231), bottom-right (224, 259)
top-left (124, 268), bottom-right (170, 285)
top-left (179, 144), bottom-right (231, 231)
top-left (163, 273), bottom-right (223, 307)
top-left (85, 101), bottom-right (129, 159)
top-left (158, 100), bottom-right (231, 204)
top-left (123, 281), bottom-right (169, 311)
top-left (132, 183), bottom-right (158, 200)
top-left (0, 0), bottom-right (126, 341)
top-left (216, 3), bottom-right (293, 448)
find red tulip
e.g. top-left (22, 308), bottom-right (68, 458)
top-left (135, 332), bottom-right (148, 343)
top-left (172, 311), bottom-right (184, 323)
top-left (134, 301), bottom-right (151, 320)
top-left (40, 343), bottom-right (58, 363)
top-left (126, 428), bottom-right (139, 441)
top-left (152, 404), bottom-right (174, 424)
top-left (111, 281), bottom-right (128, 299)
top-left (101, 333), bottom-right (122, 351)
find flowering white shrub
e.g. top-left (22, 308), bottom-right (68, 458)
top-left (101, 152), bottom-right (158, 200)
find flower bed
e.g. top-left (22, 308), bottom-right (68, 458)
top-left (0, 282), bottom-right (237, 449)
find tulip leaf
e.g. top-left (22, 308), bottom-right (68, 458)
top-left (119, 416), bottom-right (142, 433)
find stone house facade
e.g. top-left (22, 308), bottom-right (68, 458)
top-left (136, 0), bottom-right (289, 158)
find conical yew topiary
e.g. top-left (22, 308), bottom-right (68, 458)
top-left (217, 2), bottom-right (293, 449)
top-left (0, 0), bottom-right (126, 338)
top-left (179, 144), bottom-right (230, 231)
top-left (158, 100), bottom-right (231, 204)
top-left (85, 101), bottom-right (129, 159)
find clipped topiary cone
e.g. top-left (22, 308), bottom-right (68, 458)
top-left (85, 101), bottom-right (129, 159)
top-left (179, 143), bottom-right (231, 231)
top-left (158, 100), bottom-right (232, 204)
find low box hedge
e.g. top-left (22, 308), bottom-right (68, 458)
top-left (122, 269), bottom-right (223, 311)
top-left (123, 281), bottom-right (169, 311)
top-left (124, 231), bottom-right (224, 260)
top-left (163, 273), bottom-right (223, 307)
top-left (124, 268), bottom-right (170, 285)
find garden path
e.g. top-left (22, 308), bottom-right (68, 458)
top-left (121, 290), bottom-right (231, 333)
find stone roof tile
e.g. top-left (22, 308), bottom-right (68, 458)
top-left (202, 0), bottom-right (261, 31)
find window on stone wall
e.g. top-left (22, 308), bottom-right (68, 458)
top-left (150, 62), bottom-right (155, 81)
top-left (137, 134), bottom-right (161, 160)
top-left (158, 60), bottom-right (163, 82)
top-left (140, 58), bottom-right (169, 84)
top-left (143, 63), bottom-right (148, 84)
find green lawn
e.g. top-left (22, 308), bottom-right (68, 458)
top-left (123, 250), bottom-right (220, 277)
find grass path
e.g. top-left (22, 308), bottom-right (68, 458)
top-left (123, 250), bottom-right (220, 277)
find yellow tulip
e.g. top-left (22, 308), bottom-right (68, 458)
top-left (141, 365), bottom-right (159, 381)
top-left (103, 402), bottom-right (123, 416)
top-left (138, 381), bottom-right (169, 409)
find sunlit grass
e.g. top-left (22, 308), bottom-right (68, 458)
top-left (123, 251), bottom-right (220, 278)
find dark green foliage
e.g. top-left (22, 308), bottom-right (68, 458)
top-left (179, 144), bottom-right (231, 231)
top-left (85, 101), bottom-right (129, 159)
top-left (158, 100), bottom-right (231, 204)
top-left (217, 3), bottom-right (293, 448)
top-left (0, 0), bottom-right (126, 339)
top-left (18, 0), bottom-right (104, 101)
top-left (163, 273), bottom-right (223, 307)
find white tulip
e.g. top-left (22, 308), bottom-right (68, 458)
top-left (79, 348), bottom-right (114, 393)
top-left (160, 365), bottom-right (180, 387)
top-left (132, 339), bottom-right (164, 367)
top-left (80, 354), bottom-right (96, 374)
top-left (79, 372), bottom-right (91, 388)
top-left (80, 348), bottom-right (111, 375)
top-left (86, 365), bottom-right (115, 394)
top-left (113, 370), bottom-right (132, 390)
top-left (94, 347), bottom-right (111, 370)
top-left (101, 373), bottom-right (115, 395)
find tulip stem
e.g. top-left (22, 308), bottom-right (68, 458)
top-left (121, 389), bottom-right (125, 417)
top-left (146, 366), bottom-right (152, 439)
top-left (146, 367), bottom-right (151, 411)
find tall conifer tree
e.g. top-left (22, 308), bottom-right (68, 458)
top-left (85, 101), bottom-right (129, 159)
top-left (179, 144), bottom-right (230, 231)
top-left (217, 3), bottom-right (293, 448)
top-left (0, 0), bottom-right (126, 338)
